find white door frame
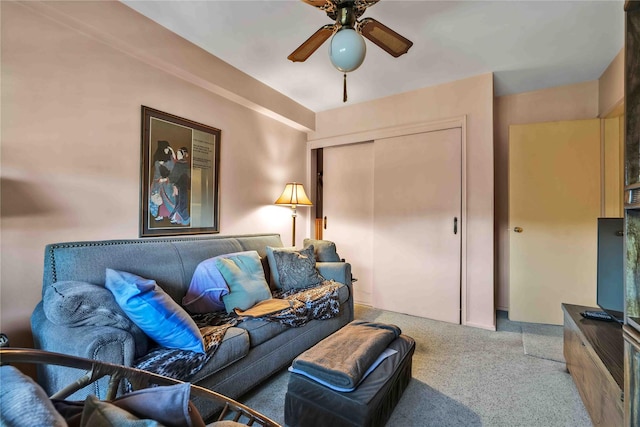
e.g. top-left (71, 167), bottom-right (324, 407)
top-left (306, 116), bottom-right (469, 325)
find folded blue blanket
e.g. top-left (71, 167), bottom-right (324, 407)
top-left (291, 320), bottom-right (401, 390)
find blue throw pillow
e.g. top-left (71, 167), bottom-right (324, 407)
top-left (105, 269), bottom-right (204, 354)
top-left (215, 251), bottom-right (272, 313)
top-left (182, 252), bottom-right (249, 313)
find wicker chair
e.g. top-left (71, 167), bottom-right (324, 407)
top-left (0, 348), bottom-right (280, 426)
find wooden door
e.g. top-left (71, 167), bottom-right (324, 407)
top-left (373, 128), bottom-right (462, 323)
top-left (509, 119), bottom-right (601, 325)
top-left (322, 142), bottom-right (374, 305)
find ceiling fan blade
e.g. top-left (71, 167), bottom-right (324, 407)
top-left (301, 0), bottom-right (332, 7)
top-left (302, 0), bottom-right (338, 20)
top-left (358, 17), bottom-right (413, 58)
top-left (354, 0), bottom-right (381, 18)
top-left (288, 24), bottom-right (336, 63)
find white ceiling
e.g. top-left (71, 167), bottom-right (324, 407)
top-left (122, 0), bottom-right (625, 113)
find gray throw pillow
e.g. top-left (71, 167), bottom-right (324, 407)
top-left (82, 383), bottom-right (205, 427)
top-left (44, 281), bottom-right (134, 329)
top-left (303, 239), bottom-right (341, 262)
top-left (80, 395), bottom-right (161, 427)
top-left (0, 365), bottom-right (67, 427)
top-left (272, 245), bottom-right (325, 290)
top-left (43, 281), bottom-right (149, 356)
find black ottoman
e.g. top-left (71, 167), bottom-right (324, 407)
top-left (285, 334), bottom-right (415, 427)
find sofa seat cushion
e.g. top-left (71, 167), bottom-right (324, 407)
top-left (236, 281), bottom-right (349, 348)
top-left (191, 327), bottom-right (250, 382)
top-left (236, 319), bottom-right (290, 348)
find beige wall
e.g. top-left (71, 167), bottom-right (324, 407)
top-left (494, 81), bottom-right (599, 310)
top-left (1, 1), bottom-right (311, 348)
top-left (603, 116), bottom-right (624, 217)
top-left (311, 74), bottom-right (495, 330)
top-left (599, 49), bottom-right (625, 118)
top-left (494, 48), bottom-right (624, 311)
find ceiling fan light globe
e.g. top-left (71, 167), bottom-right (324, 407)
top-left (329, 28), bottom-right (366, 72)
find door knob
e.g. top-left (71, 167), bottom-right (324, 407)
top-left (514, 227), bottom-right (523, 233)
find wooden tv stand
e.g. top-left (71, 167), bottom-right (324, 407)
top-left (562, 303), bottom-right (624, 426)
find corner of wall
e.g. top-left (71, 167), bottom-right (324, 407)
top-left (598, 48), bottom-right (625, 118)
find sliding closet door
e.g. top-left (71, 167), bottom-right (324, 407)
top-left (323, 142), bottom-right (374, 305)
top-left (373, 128), bottom-right (462, 323)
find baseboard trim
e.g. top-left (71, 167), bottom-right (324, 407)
top-left (465, 321), bottom-right (496, 331)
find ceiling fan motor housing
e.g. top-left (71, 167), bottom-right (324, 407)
top-left (337, 2), bottom-right (358, 28)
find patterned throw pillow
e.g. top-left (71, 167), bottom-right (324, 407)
top-left (272, 245), bottom-right (325, 291)
top-left (265, 245), bottom-right (295, 288)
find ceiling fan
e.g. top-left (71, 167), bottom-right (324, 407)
top-left (288, 0), bottom-right (413, 101)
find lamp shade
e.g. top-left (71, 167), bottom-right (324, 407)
top-left (274, 183), bottom-right (313, 207)
top-left (329, 28), bottom-right (366, 72)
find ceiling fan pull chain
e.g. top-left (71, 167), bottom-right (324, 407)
top-left (343, 73), bottom-right (347, 102)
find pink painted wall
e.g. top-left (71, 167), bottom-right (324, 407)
top-left (1, 1), bottom-right (311, 348)
top-left (312, 74), bottom-right (495, 330)
top-left (2, 1), bottom-right (624, 345)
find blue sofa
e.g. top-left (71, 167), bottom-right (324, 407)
top-left (30, 233), bottom-right (353, 419)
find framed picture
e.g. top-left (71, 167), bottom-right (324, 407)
top-left (140, 106), bottom-right (221, 237)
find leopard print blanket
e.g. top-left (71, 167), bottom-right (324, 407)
top-left (132, 281), bottom-right (342, 382)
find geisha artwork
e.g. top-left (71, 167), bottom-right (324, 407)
top-left (140, 107), bottom-right (221, 237)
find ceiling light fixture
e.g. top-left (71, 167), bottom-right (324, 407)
top-left (329, 27), bottom-right (366, 102)
top-left (288, 0), bottom-right (413, 104)
top-left (329, 27), bottom-right (366, 73)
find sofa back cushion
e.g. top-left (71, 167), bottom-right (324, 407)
top-left (41, 234), bottom-right (283, 305)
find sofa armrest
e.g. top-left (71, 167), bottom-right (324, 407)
top-left (31, 304), bottom-right (141, 399)
top-left (316, 262), bottom-right (354, 322)
top-left (316, 262), bottom-right (352, 287)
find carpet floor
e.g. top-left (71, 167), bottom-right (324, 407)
top-left (240, 305), bottom-right (591, 427)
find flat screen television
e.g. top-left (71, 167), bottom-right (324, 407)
top-left (596, 217), bottom-right (625, 323)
